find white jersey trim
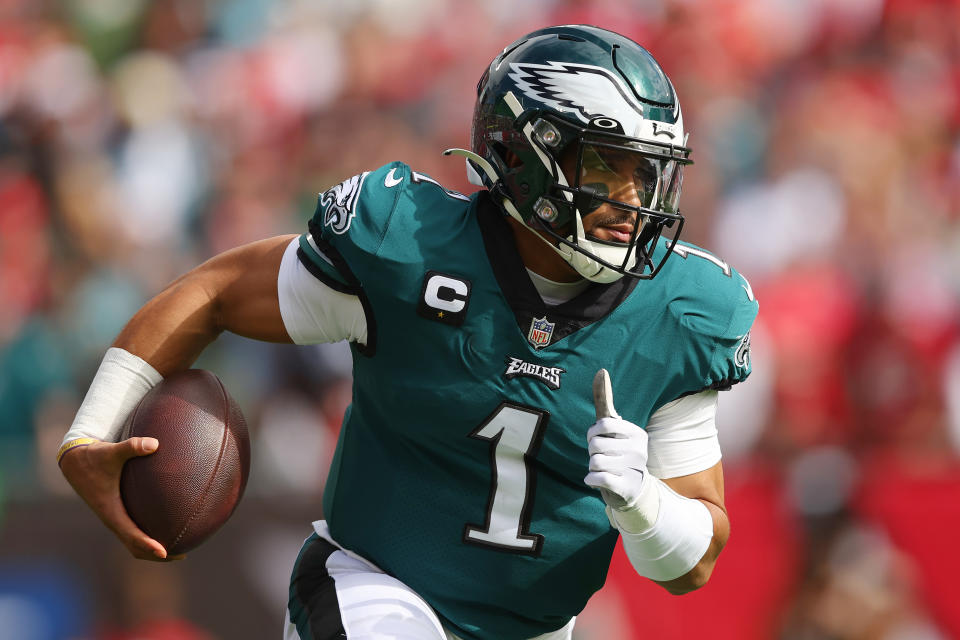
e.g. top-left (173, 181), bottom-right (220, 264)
top-left (645, 390), bottom-right (722, 479)
top-left (277, 238), bottom-right (368, 346)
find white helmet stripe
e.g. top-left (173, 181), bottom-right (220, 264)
top-left (503, 91), bottom-right (571, 194)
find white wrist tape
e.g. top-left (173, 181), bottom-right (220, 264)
top-left (606, 469), bottom-right (661, 533)
top-left (614, 478), bottom-right (714, 582)
top-left (58, 347), bottom-right (163, 461)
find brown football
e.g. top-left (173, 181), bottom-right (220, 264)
top-left (119, 369), bottom-right (250, 555)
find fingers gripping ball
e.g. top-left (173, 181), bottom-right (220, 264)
top-left (120, 369), bottom-right (250, 555)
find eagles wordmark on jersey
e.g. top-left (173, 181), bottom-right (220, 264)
top-left (504, 357), bottom-right (566, 390)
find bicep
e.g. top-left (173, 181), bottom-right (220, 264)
top-left (662, 461), bottom-right (725, 510)
top-left (646, 389), bottom-right (727, 508)
top-left (207, 235), bottom-right (298, 343)
top-left (113, 235), bottom-right (296, 375)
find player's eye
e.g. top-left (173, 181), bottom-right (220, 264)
top-left (632, 161), bottom-right (660, 208)
top-left (634, 164), bottom-right (657, 191)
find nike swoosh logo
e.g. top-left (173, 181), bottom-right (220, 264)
top-left (384, 168), bottom-right (402, 188)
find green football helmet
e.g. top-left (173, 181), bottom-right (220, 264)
top-left (447, 25), bottom-right (692, 283)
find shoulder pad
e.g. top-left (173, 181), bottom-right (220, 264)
top-left (664, 241), bottom-right (759, 390)
top-left (295, 162), bottom-right (406, 290)
top-left (311, 162), bottom-right (408, 247)
top-left (299, 161), bottom-right (476, 283)
top-left (308, 162), bottom-right (472, 251)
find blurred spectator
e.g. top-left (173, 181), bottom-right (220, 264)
top-left (781, 520), bottom-right (947, 640)
top-left (99, 551), bottom-right (214, 640)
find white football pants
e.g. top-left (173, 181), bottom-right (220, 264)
top-left (284, 520), bottom-right (575, 640)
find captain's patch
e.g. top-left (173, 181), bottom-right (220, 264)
top-left (417, 271), bottom-right (471, 326)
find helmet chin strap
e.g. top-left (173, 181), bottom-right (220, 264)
top-left (501, 195), bottom-right (625, 284)
top-left (564, 213), bottom-right (635, 283)
top-left (444, 118), bottom-right (634, 283)
top-left (442, 148), bottom-right (587, 274)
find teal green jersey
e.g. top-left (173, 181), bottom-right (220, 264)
top-left (296, 162), bottom-right (758, 640)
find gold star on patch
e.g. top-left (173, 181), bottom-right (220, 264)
top-left (437, 311), bottom-right (444, 318)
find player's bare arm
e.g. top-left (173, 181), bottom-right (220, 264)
top-left (657, 462), bottom-right (729, 595)
top-left (113, 234), bottom-right (296, 374)
top-left (59, 235), bottom-right (295, 561)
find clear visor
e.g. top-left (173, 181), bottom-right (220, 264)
top-left (576, 142), bottom-right (685, 215)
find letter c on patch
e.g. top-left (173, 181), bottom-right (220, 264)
top-left (417, 270), bottom-right (472, 326)
top-left (424, 274), bottom-right (468, 312)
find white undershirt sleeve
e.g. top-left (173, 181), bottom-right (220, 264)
top-left (645, 390), bottom-right (722, 479)
top-left (277, 238), bottom-right (368, 346)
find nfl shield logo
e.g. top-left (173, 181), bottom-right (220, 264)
top-left (527, 316), bottom-right (555, 349)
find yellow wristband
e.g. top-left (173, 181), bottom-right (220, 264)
top-left (57, 437), bottom-right (99, 465)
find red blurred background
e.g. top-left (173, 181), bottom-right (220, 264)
top-left (1, 0), bottom-right (959, 638)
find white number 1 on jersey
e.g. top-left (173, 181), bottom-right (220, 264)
top-left (464, 402), bottom-right (548, 555)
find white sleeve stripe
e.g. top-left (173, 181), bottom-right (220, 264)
top-left (305, 233), bottom-right (335, 267)
top-left (645, 390), bottom-right (722, 479)
top-left (277, 238), bottom-right (367, 346)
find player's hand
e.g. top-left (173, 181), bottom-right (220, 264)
top-left (59, 438), bottom-right (182, 562)
top-left (584, 369), bottom-right (651, 511)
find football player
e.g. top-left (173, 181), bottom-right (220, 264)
top-left (59, 25), bottom-right (757, 640)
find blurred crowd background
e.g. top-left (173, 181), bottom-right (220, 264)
top-left (1, 0), bottom-right (959, 638)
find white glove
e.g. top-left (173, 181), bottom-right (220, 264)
top-left (584, 416), bottom-right (650, 510)
top-left (584, 369), bottom-right (660, 532)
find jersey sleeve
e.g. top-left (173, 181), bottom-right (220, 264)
top-left (294, 162), bottom-right (410, 355)
top-left (669, 245), bottom-right (759, 397)
top-left (706, 267), bottom-right (757, 389)
top-left (296, 162), bottom-right (407, 289)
